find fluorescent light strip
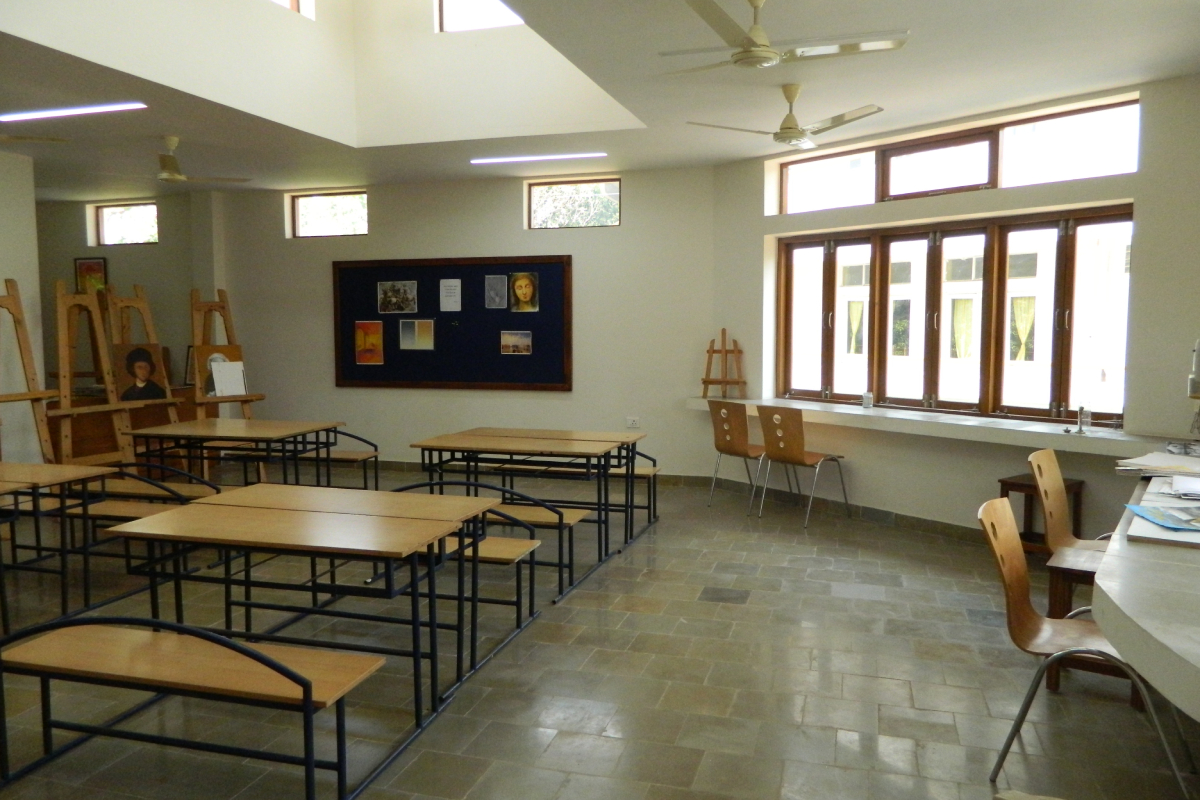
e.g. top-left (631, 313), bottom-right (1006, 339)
top-left (0, 102), bottom-right (147, 123)
top-left (471, 152), bottom-right (607, 165)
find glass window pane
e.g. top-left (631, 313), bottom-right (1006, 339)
top-left (1000, 228), bottom-right (1058, 410)
top-left (889, 140), bottom-right (990, 197)
top-left (784, 152), bottom-right (876, 214)
top-left (1001, 105), bottom-right (1139, 188)
top-left (529, 181), bottom-right (620, 229)
top-left (441, 0), bottom-right (522, 31)
top-left (1070, 221), bottom-right (1132, 413)
top-left (789, 246), bottom-right (825, 392)
top-left (833, 243), bottom-right (871, 396)
top-left (99, 204), bottom-right (158, 245)
top-left (295, 193), bottom-right (368, 237)
top-left (938, 234), bottom-right (985, 404)
top-left (885, 239), bottom-right (928, 401)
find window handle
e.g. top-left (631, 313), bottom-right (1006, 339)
top-left (1064, 310), bottom-right (1070, 330)
top-left (1055, 309), bottom-right (1061, 331)
top-left (932, 312), bottom-right (939, 331)
top-left (826, 312), bottom-right (833, 328)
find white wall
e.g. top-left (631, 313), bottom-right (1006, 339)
top-left (36, 195), bottom-right (195, 383)
top-left (709, 73), bottom-right (1200, 531)
top-left (221, 168), bottom-right (716, 473)
top-left (0, 152), bottom-right (46, 462)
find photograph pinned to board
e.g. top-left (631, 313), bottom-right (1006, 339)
top-left (194, 344), bottom-right (246, 397)
top-left (484, 275), bottom-right (508, 309)
top-left (378, 280), bottom-right (417, 313)
top-left (439, 279), bottom-right (461, 312)
top-left (355, 321), bottom-right (384, 364)
top-left (400, 319), bottom-right (435, 350)
top-left (509, 272), bottom-right (539, 312)
top-left (501, 330), bottom-right (532, 355)
top-left (114, 343), bottom-right (168, 401)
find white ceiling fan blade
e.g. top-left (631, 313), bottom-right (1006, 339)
top-left (181, 176), bottom-right (252, 184)
top-left (660, 43), bottom-right (739, 57)
top-left (780, 39), bottom-right (906, 63)
top-left (688, 122), bottom-right (774, 136)
top-left (667, 60), bottom-right (735, 75)
top-left (772, 29), bottom-right (909, 51)
top-left (683, 0), bottom-right (754, 49)
top-left (802, 105), bottom-right (883, 136)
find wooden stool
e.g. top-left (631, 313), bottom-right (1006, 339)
top-left (998, 473), bottom-right (1084, 554)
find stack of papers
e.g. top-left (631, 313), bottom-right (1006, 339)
top-left (1128, 504), bottom-right (1200, 531)
top-left (1116, 452), bottom-right (1200, 477)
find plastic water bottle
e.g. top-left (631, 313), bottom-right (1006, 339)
top-left (862, 392), bottom-right (874, 409)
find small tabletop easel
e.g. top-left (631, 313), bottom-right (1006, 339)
top-left (702, 328), bottom-right (747, 398)
top-left (0, 280), bottom-right (57, 463)
top-left (191, 289), bottom-right (264, 420)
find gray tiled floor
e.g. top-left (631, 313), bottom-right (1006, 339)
top-left (0, 474), bottom-right (1195, 800)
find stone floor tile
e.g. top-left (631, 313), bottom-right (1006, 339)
top-left (461, 721), bottom-right (557, 764)
top-left (692, 751), bottom-right (783, 800)
top-left (801, 696), bottom-right (879, 734)
top-left (534, 731), bottom-right (626, 776)
top-left (911, 682), bottom-right (990, 715)
top-left (834, 730), bottom-right (918, 776)
top-left (610, 740), bottom-right (705, 787)
top-left (778, 761), bottom-right (869, 800)
top-left (656, 684), bottom-right (736, 717)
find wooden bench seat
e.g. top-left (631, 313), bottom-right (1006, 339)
top-left (486, 503), bottom-right (590, 528)
top-left (442, 535), bottom-right (540, 565)
top-left (103, 478), bottom-right (216, 500)
top-left (3, 625), bottom-right (384, 708)
top-left (298, 449), bottom-right (378, 464)
top-left (61, 499), bottom-right (178, 521)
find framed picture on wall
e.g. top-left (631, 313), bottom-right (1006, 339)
top-left (74, 257), bottom-right (107, 294)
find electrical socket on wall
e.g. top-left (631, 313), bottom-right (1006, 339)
top-left (626, 417), bottom-right (640, 428)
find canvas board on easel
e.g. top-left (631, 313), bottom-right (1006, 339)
top-left (194, 344), bottom-right (245, 397)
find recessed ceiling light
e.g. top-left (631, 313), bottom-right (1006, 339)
top-left (0, 102), bottom-right (147, 123)
top-left (471, 152), bottom-right (607, 165)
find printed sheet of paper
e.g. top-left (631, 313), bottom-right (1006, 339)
top-left (440, 279), bottom-right (461, 312)
top-left (210, 360), bottom-right (248, 396)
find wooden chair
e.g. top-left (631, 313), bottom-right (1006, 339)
top-left (706, 400), bottom-right (765, 513)
top-left (753, 405), bottom-right (849, 526)
top-left (977, 497), bottom-right (1190, 798)
top-left (1028, 449), bottom-right (1111, 619)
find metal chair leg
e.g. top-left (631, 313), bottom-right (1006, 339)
top-left (990, 647), bottom-right (1192, 799)
top-left (707, 453), bottom-right (722, 507)
top-left (747, 455), bottom-right (765, 515)
top-left (804, 460), bottom-right (826, 529)
top-left (833, 457), bottom-right (851, 518)
top-left (1172, 704), bottom-right (1199, 774)
top-left (756, 460), bottom-right (773, 517)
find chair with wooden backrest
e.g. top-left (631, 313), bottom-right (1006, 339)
top-left (977, 497), bottom-right (1189, 797)
top-left (706, 400), bottom-right (765, 513)
top-left (1029, 449), bottom-right (1108, 554)
top-left (753, 405), bottom-right (849, 527)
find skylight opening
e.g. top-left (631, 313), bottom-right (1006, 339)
top-left (267, 0), bottom-right (316, 20)
top-left (440, 0), bottom-right (523, 32)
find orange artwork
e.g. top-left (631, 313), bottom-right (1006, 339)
top-left (355, 321), bottom-right (384, 364)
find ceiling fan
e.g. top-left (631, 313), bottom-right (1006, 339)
top-left (663, 0), bottom-right (908, 73)
top-left (0, 134), bottom-right (67, 143)
top-left (689, 83), bottom-right (882, 150)
top-left (156, 135), bottom-right (250, 184)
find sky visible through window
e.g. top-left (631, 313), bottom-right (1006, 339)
top-left (99, 204), bottom-right (158, 245)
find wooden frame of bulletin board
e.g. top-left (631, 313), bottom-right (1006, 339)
top-left (333, 255), bottom-right (572, 391)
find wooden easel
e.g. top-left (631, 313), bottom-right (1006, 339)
top-left (191, 289), bottom-right (264, 420)
top-left (104, 284), bottom-right (179, 425)
top-left (0, 279), bottom-right (57, 463)
top-left (53, 280), bottom-right (136, 465)
top-left (702, 328), bottom-right (747, 398)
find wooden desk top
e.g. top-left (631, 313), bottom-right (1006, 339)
top-left (411, 433), bottom-right (621, 457)
top-left (0, 480), bottom-right (32, 495)
top-left (2, 626), bottom-right (383, 709)
top-left (132, 419), bottom-right (344, 441)
top-left (195, 483), bottom-right (499, 522)
top-left (109, 503), bottom-right (456, 558)
top-left (0, 463), bottom-right (117, 487)
top-left (461, 427), bottom-right (646, 444)
top-left (1094, 479), bottom-right (1200, 720)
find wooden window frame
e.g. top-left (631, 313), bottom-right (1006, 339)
top-left (778, 99), bottom-right (1139, 215)
top-left (776, 204), bottom-right (1132, 424)
top-left (291, 191), bottom-right (369, 239)
top-left (527, 177), bottom-right (621, 230)
top-left (95, 202), bottom-right (158, 247)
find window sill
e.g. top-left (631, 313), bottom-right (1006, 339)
top-left (685, 397), bottom-right (1165, 458)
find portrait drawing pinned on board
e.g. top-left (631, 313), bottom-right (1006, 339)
top-left (484, 275), bottom-right (508, 309)
top-left (509, 272), bottom-right (538, 312)
top-left (378, 281), bottom-right (417, 313)
top-left (114, 343), bottom-right (168, 401)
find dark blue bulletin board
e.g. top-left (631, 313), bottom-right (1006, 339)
top-left (333, 256), bottom-right (572, 390)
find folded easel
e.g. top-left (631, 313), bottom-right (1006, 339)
top-left (0, 280), bottom-right (56, 464)
top-left (190, 289), bottom-right (264, 420)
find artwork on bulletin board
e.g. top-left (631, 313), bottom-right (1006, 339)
top-left (333, 255), bottom-right (572, 390)
top-left (355, 321), bottom-right (384, 364)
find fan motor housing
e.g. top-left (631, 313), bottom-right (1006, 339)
top-left (732, 47), bottom-right (780, 68)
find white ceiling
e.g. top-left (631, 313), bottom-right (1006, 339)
top-left (2, 0), bottom-right (1199, 201)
